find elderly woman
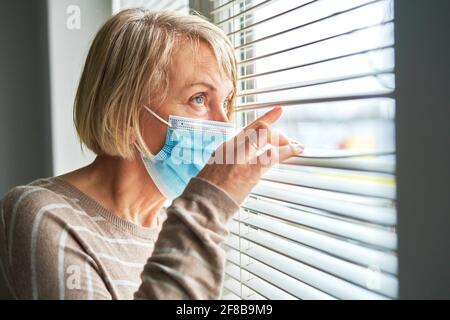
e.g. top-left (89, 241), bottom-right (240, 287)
top-left (0, 9), bottom-right (303, 299)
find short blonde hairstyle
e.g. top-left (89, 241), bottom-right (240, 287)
top-left (74, 9), bottom-right (237, 159)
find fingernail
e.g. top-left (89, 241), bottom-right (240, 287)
top-left (289, 139), bottom-right (304, 148)
top-left (291, 142), bottom-right (304, 153)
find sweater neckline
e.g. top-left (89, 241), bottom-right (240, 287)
top-left (51, 176), bottom-right (164, 240)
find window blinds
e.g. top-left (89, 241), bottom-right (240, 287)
top-left (112, 0), bottom-right (189, 14)
top-left (210, 0), bottom-right (397, 300)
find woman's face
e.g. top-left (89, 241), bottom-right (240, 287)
top-left (142, 40), bottom-right (234, 155)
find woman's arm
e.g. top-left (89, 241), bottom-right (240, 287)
top-left (135, 177), bottom-right (239, 299)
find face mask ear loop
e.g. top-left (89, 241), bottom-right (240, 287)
top-left (144, 105), bottom-right (172, 128)
top-left (135, 141), bottom-right (156, 161)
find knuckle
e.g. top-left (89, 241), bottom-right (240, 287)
top-left (257, 121), bottom-right (269, 131)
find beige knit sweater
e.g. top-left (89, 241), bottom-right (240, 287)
top-left (0, 176), bottom-right (240, 299)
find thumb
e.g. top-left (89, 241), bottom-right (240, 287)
top-left (256, 142), bottom-right (304, 167)
top-left (273, 142), bottom-right (305, 164)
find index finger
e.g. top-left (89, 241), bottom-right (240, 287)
top-left (246, 106), bottom-right (283, 129)
top-left (239, 106), bottom-right (290, 146)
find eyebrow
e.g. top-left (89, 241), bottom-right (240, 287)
top-left (184, 81), bottom-right (215, 91)
top-left (183, 81), bottom-right (233, 96)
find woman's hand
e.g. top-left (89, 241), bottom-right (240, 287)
top-left (197, 106), bottom-right (304, 205)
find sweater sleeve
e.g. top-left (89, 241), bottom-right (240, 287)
top-left (0, 186), bottom-right (113, 300)
top-left (134, 177), bottom-right (240, 300)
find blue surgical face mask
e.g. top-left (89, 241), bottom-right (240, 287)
top-left (141, 106), bottom-right (236, 200)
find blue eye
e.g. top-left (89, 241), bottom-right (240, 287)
top-left (192, 95), bottom-right (206, 106)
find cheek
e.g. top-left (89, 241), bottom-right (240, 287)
top-left (141, 116), bottom-right (168, 154)
top-left (170, 101), bottom-right (208, 119)
top-left (163, 99), bottom-right (193, 117)
top-left (185, 104), bottom-right (209, 117)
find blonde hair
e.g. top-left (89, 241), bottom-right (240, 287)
top-left (74, 9), bottom-right (237, 159)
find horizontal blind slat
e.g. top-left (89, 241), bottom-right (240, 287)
top-left (241, 198), bottom-right (397, 249)
top-left (237, 20), bottom-right (393, 66)
top-left (237, 45), bottom-right (394, 81)
top-left (237, 70), bottom-right (394, 97)
top-left (223, 232), bottom-right (398, 297)
top-left (234, 93), bottom-right (394, 112)
top-left (227, 0), bottom-right (318, 35)
top-left (252, 181), bottom-right (396, 225)
top-left (228, 215), bottom-right (397, 274)
top-left (225, 248), bottom-right (334, 299)
top-left (215, 0), bottom-right (273, 25)
top-left (243, 278), bottom-right (296, 300)
top-left (226, 257), bottom-right (335, 299)
top-left (225, 260), bottom-right (297, 299)
top-left (228, 244), bottom-right (390, 299)
top-left (284, 156), bottom-right (395, 174)
top-left (244, 261), bottom-right (336, 300)
top-left (223, 275), bottom-right (242, 296)
top-left (231, 0), bottom-right (389, 49)
top-left (262, 167), bottom-right (396, 199)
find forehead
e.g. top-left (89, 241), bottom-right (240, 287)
top-left (169, 40), bottom-right (233, 93)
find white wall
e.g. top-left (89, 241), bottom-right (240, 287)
top-left (47, 0), bottom-right (112, 175)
